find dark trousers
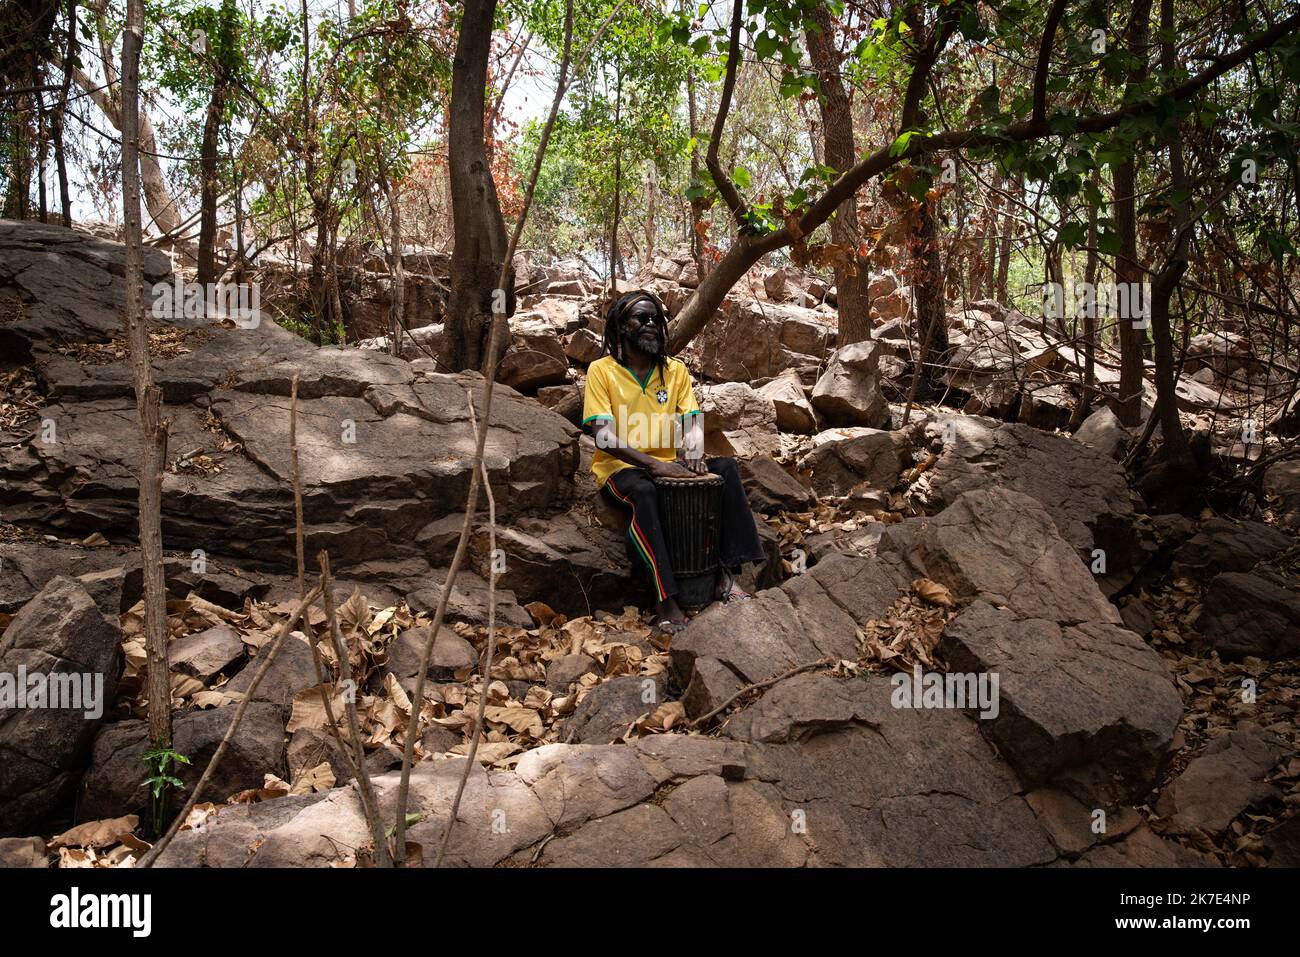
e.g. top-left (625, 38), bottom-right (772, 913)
top-left (601, 456), bottom-right (766, 602)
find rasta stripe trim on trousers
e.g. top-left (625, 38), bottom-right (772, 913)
top-left (603, 479), bottom-right (669, 601)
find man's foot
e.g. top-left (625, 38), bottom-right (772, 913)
top-left (655, 597), bottom-right (689, 635)
top-left (716, 570), bottom-right (752, 603)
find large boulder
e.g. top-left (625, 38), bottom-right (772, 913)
top-left (0, 219), bottom-right (172, 357)
top-left (755, 369), bottom-right (817, 434)
top-left (672, 551), bottom-right (912, 717)
top-left (7, 372), bottom-right (578, 572)
top-left (78, 701), bottom-right (287, 822)
top-left (1197, 568), bottom-right (1300, 660)
top-left (0, 541), bottom-right (128, 614)
top-left (696, 382), bottom-right (781, 459)
top-left (1264, 459), bottom-right (1300, 528)
top-left (498, 319), bottom-right (569, 392)
top-left (898, 487), bottom-right (1182, 803)
top-left (916, 416), bottom-right (1143, 596)
top-left (738, 455), bottom-right (814, 512)
top-left (563, 328), bottom-right (604, 365)
top-left (693, 300), bottom-right (833, 382)
top-left (723, 673), bottom-right (1057, 866)
top-left (467, 511), bottom-right (629, 618)
top-left (0, 577), bottom-right (121, 835)
top-left (405, 568), bottom-right (534, 630)
top-left (810, 341), bottom-right (889, 428)
top-left (1073, 406), bottom-right (1131, 460)
top-left (1155, 727), bottom-right (1285, 836)
top-left (798, 427), bottom-right (910, 497)
top-left (154, 715), bottom-right (1058, 868)
top-left (1185, 331), bottom-right (1252, 378)
top-left (1171, 518), bottom-right (1292, 581)
top-left (0, 222), bottom-right (581, 579)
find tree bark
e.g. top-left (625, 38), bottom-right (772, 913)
top-left (196, 67), bottom-right (228, 285)
top-left (806, 5), bottom-right (870, 344)
top-left (913, 188), bottom-right (949, 396)
top-left (1146, 0), bottom-right (1189, 460)
top-left (121, 0), bottom-right (171, 751)
top-left (440, 0), bottom-right (513, 373)
top-left (52, 0), bottom-right (75, 227)
top-left (1112, 0), bottom-right (1153, 427)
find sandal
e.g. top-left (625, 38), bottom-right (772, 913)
top-left (717, 571), bottom-right (753, 603)
top-left (724, 584), bottom-right (753, 602)
top-left (657, 618), bottom-right (688, 635)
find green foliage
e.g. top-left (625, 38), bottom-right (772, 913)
top-left (142, 744), bottom-right (191, 836)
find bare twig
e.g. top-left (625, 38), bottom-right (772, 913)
top-left (433, 393), bottom-right (500, 868)
top-left (318, 551), bottom-right (392, 867)
top-left (687, 657), bottom-right (836, 729)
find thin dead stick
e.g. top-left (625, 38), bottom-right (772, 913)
top-left (291, 374), bottom-right (306, 598)
top-left (687, 657), bottom-right (836, 729)
top-left (433, 394), bottom-right (499, 868)
top-left (319, 551), bottom-right (392, 867)
top-left (136, 585), bottom-right (323, 867)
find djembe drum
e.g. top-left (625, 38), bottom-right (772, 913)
top-left (652, 472), bottom-right (724, 611)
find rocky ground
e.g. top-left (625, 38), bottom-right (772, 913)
top-left (0, 218), bottom-right (1296, 869)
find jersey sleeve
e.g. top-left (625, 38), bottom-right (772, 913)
top-left (674, 362), bottom-right (702, 418)
top-left (582, 363), bottom-right (615, 427)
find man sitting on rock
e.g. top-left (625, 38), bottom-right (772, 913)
top-left (582, 290), bottom-right (766, 634)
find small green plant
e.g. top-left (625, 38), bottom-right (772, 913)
top-left (142, 744), bottom-right (191, 838)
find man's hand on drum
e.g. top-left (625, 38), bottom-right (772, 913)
top-left (649, 459), bottom-right (695, 480)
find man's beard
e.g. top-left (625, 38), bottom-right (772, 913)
top-left (635, 330), bottom-right (661, 354)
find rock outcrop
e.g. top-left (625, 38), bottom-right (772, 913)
top-left (0, 577), bottom-right (121, 835)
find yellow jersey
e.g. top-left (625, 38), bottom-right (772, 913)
top-left (581, 355), bottom-right (702, 487)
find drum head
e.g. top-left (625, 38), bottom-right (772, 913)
top-left (653, 472), bottom-right (722, 487)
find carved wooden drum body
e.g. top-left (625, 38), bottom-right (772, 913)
top-left (653, 473), bottom-right (724, 610)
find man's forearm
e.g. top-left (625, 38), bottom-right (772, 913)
top-left (592, 423), bottom-right (667, 471)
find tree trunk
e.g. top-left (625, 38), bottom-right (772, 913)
top-left (995, 175), bottom-right (1016, 299)
top-left (1113, 0), bottom-right (1153, 427)
top-left (382, 163), bottom-right (406, 357)
top-left (1068, 178), bottom-right (1100, 430)
top-left (52, 0), bottom-right (75, 228)
top-left (806, 5), bottom-right (870, 345)
top-left (1146, 0), bottom-right (1189, 461)
top-left (196, 68), bottom-right (228, 286)
top-left (440, 0), bottom-right (513, 373)
top-left (913, 190), bottom-right (949, 396)
top-left (121, 0), bottom-right (171, 751)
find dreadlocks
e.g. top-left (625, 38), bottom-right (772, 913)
top-left (601, 290), bottom-right (671, 378)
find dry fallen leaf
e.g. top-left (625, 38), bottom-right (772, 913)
top-left (50, 815), bottom-right (139, 849)
top-left (290, 761), bottom-right (337, 795)
top-left (912, 578), bottom-right (955, 607)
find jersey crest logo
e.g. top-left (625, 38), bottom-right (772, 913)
top-left (656, 389), bottom-right (668, 404)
